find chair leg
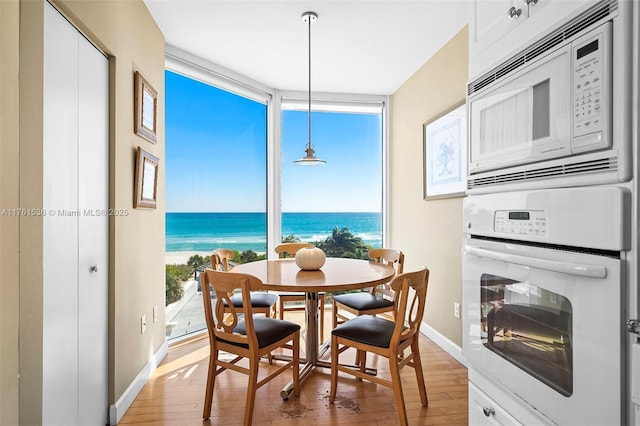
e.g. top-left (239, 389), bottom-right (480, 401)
top-left (279, 299), bottom-right (284, 320)
top-left (202, 347), bottom-right (217, 419)
top-left (358, 350), bottom-right (367, 380)
top-left (331, 300), bottom-right (338, 329)
top-left (389, 356), bottom-right (408, 426)
top-left (260, 307), bottom-right (274, 364)
top-left (244, 358), bottom-right (259, 426)
top-left (329, 336), bottom-right (339, 403)
top-left (411, 341), bottom-right (428, 406)
top-left (319, 294), bottom-right (325, 343)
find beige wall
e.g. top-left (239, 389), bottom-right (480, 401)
top-left (390, 27), bottom-right (468, 347)
top-left (0, 1), bottom-right (20, 425)
top-left (3, 1), bottom-right (165, 424)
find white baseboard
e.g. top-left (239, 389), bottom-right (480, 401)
top-left (420, 322), bottom-right (467, 367)
top-left (109, 340), bottom-right (168, 425)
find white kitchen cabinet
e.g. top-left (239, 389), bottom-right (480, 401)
top-left (469, 0), bottom-right (598, 79)
top-left (43, 3), bottom-right (109, 425)
top-left (469, 382), bottom-right (522, 426)
top-left (469, 0), bottom-right (529, 63)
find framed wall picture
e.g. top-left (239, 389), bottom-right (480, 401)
top-left (134, 147), bottom-right (159, 209)
top-left (423, 101), bottom-right (467, 200)
top-left (134, 71), bottom-right (158, 143)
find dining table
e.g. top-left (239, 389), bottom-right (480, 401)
top-left (232, 257), bottom-right (396, 398)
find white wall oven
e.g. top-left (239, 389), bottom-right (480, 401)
top-left (462, 187), bottom-right (630, 425)
top-left (466, 0), bottom-right (633, 193)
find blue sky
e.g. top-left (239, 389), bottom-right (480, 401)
top-left (165, 70), bottom-right (382, 213)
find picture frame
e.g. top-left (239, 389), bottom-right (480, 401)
top-left (134, 71), bottom-right (158, 143)
top-left (134, 146), bottom-right (159, 209)
top-left (423, 101), bottom-right (467, 200)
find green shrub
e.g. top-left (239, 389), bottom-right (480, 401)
top-left (187, 254), bottom-right (207, 268)
top-left (233, 250), bottom-right (267, 264)
top-left (165, 266), bottom-right (184, 305)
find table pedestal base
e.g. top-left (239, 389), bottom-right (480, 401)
top-left (278, 292), bottom-right (376, 399)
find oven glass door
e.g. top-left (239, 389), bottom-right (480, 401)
top-left (481, 274), bottom-right (573, 396)
top-left (463, 238), bottom-right (622, 426)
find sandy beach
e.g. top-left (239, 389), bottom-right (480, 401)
top-left (165, 251), bottom-right (212, 265)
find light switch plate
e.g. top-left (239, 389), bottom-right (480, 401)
top-left (141, 315), bottom-right (146, 334)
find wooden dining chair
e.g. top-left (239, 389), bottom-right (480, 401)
top-left (329, 267), bottom-right (430, 426)
top-left (331, 248), bottom-right (405, 329)
top-left (200, 269), bottom-right (301, 424)
top-left (210, 248), bottom-right (278, 318)
top-left (275, 243), bottom-right (326, 342)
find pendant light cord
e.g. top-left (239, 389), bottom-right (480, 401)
top-left (307, 15), bottom-right (312, 151)
top-left (293, 12), bottom-right (324, 165)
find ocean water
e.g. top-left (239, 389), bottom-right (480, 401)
top-left (166, 212), bottom-right (382, 253)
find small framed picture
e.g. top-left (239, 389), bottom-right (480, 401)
top-left (423, 101), bottom-right (467, 200)
top-left (134, 147), bottom-right (159, 209)
top-left (134, 71), bottom-right (157, 143)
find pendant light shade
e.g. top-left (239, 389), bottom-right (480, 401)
top-left (293, 11), bottom-right (326, 166)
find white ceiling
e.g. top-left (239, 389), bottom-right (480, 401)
top-left (143, 0), bottom-right (470, 95)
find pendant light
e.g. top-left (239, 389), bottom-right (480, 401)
top-left (293, 11), bottom-right (326, 165)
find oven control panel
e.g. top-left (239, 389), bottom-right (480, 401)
top-left (494, 210), bottom-right (547, 236)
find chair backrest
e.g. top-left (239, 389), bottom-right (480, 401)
top-left (275, 242), bottom-right (314, 259)
top-left (368, 248), bottom-right (404, 273)
top-left (389, 267), bottom-right (430, 347)
top-left (200, 268), bottom-right (263, 349)
top-left (368, 248), bottom-right (405, 300)
top-left (210, 248), bottom-right (234, 271)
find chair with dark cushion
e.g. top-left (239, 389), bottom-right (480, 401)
top-left (331, 248), bottom-right (404, 329)
top-left (275, 243), bottom-right (326, 342)
top-left (329, 267), bottom-right (430, 426)
top-left (210, 248), bottom-right (278, 318)
top-left (200, 268), bottom-right (300, 424)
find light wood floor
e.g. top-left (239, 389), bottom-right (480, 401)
top-left (119, 311), bottom-right (468, 425)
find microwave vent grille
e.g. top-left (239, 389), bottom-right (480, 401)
top-left (467, 157), bottom-right (617, 189)
top-left (495, 57), bottom-right (525, 80)
top-left (470, 74), bottom-right (497, 93)
top-left (468, 0), bottom-right (617, 97)
top-left (524, 33), bottom-right (564, 63)
top-left (564, 2), bottom-right (616, 39)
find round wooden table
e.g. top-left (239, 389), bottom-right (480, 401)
top-left (232, 257), bottom-right (395, 397)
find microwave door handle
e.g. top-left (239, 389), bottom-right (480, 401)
top-left (464, 246), bottom-right (607, 279)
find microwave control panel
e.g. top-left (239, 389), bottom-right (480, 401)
top-left (572, 23), bottom-right (611, 150)
top-left (494, 210), bottom-right (547, 236)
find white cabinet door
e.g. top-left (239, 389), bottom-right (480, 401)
top-left (43, 3), bottom-right (108, 425)
top-left (469, 0), bottom-right (598, 78)
top-left (469, 0), bottom-right (524, 61)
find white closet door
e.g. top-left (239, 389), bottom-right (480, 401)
top-left (43, 3), bottom-right (108, 425)
top-left (77, 24), bottom-right (109, 426)
top-left (43, 4), bottom-right (80, 423)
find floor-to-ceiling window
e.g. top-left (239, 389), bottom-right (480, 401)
top-left (280, 100), bottom-right (384, 256)
top-left (164, 68), bottom-right (268, 340)
top-left (163, 51), bottom-right (388, 341)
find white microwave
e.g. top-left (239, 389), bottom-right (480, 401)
top-left (466, 0), bottom-right (632, 192)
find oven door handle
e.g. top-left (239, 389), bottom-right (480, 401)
top-left (464, 246), bottom-right (607, 278)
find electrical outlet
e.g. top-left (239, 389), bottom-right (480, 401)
top-left (153, 305), bottom-right (158, 323)
top-left (141, 315), bottom-right (147, 334)
top-left (454, 302), bottom-right (460, 319)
